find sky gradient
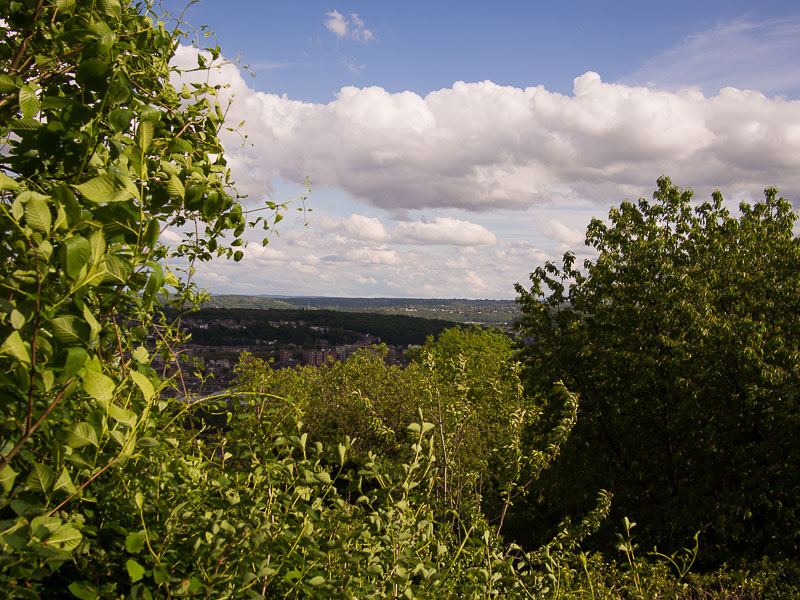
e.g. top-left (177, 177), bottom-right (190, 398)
top-left (157, 1), bottom-right (800, 299)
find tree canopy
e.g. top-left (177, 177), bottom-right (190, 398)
top-left (515, 177), bottom-right (800, 562)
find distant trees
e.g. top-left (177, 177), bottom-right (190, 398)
top-left (181, 307), bottom-right (458, 347)
top-left (515, 177), bottom-right (800, 562)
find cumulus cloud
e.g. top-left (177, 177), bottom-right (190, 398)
top-left (337, 247), bottom-right (401, 265)
top-left (168, 43), bottom-right (800, 298)
top-left (544, 219), bottom-right (584, 247)
top-left (318, 214), bottom-right (390, 242)
top-left (317, 214), bottom-right (495, 246)
top-left (393, 217), bottom-right (496, 246)
top-left (171, 45), bottom-right (800, 217)
top-left (324, 10), bottom-right (375, 42)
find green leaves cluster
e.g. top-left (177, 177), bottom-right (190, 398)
top-left (0, 0), bottom-right (288, 595)
top-left (515, 176), bottom-right (800, 562)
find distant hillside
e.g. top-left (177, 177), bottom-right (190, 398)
top-left (201, 295), bottom-right (296, 310)
top-left (204, 295), bottom-right (520, 326)
top-left (179, 307), bottom-right (460, 347)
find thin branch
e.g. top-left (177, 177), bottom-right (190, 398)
top-left (0, 378), bottom-right (75, 473)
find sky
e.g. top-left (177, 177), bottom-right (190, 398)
top-left (155, 1), bottom-right (800, 299)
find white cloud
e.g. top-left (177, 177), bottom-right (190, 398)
top-left (169, 44), bottom-right (800, 298)
top-left (318, 213), bottom-right (390, 242)
top-left (393, 217), bottom-right (496, 246)
top-left (324, 10), bottom-right (375, 43)
top-left (171, 46), bottom-right (800, 217)
top-left (317, 214), bottom-right (495, 246)
top-left (244, 244), bottom-right (288, 265)
top-left (544, 219), bottom-right (584, 247)
top-left (338, 247), bottom-right (401, 265)
top-left (324, 10), bottom-right (348, 38)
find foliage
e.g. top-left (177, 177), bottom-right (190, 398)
top-left (2, 0), bottom-right (792, 596)
top-left (0, 0), bottom-right (287, 595)
top-left (515, 177), bottom-right (800, 563)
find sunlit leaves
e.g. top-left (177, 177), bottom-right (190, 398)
top-left (82, 369), bottom-right (115, 405)
top-left (18, 85), bottom-right (40, 119)
top-left (74, 174), bottom-right (135, 204)
top-left (21, 192), bottom-right (51, 232)
top-left (1, 330), bottom-right (30, 364)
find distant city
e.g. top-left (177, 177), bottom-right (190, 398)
top-left (157, 296), bottom-right (521, 396)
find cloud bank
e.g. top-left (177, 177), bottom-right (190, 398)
top-left (168, 42), bottom-right (800, 298)
top-left (172, 45), bottom-right (800, 216)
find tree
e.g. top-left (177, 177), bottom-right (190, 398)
top-left (0, 0), bottom-right (287, 593)
top-left (515, 177), bottom-right (800, 562)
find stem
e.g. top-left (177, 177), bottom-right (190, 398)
top-left (0, 378), bottom-right (74, 473)
top-left (46, 452), bottom-right (121, 516)
top-left (9, 0), bottom-right (46, 74)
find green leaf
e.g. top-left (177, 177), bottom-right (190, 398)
top-left (82, 369), bottom-right (115, 405)
top-left (51, 315), bottom-right (88, 343)
top-left (64, 422), bottom-right (99, 449)
top-left (48, 523), bottom-right (82, 550)
top-left (19, 85), bottom-right (40, 119)
top-left (0, 172), bottom-right (19, 190)
top-left (82, 305), bottom-right (101, 342)
top-left (308, 575), bottom-right (326, 587)
top-left (109, 107), bottom-right (134, 132)
top-left (1, 330), bottom-right (30, 364)
top-left (23, 194), bottom-right (51, 233)
top-left (136, 437), bottom-right (159, 448)
top-left (89, 230), bottom-right (106, 265)
top-left (68, 581), bottom-right (99, 600)
top-left (74, 174), bottom-right (134, 204)
top-left (109, 404), bottom-right (137, 428)
top-left (10, 117), bottom-right (42, 130)
top-left (153, 564), bottom-right (169, 584)
top-left (129, 370), bottom-right (155, 402)
top-left (31, 516), bottom-right (61, 538)
top-left (136, 120), bottom-right (153, 152)
top-left (132, 346), bottom-right (148, 363)
top-left (76, 58), bottom-right (108, 82)
top-left (337, 443), bottom-right (347, 466)
top-left (166, 174), bottom-right (185, 200)
top-left (0, 465), bottom-right (18, 494)
top-left (55, 0), bottom-right (76, 11)
top-left (99, 0), bottom-right (122, 19)
top-left (63, 347), bottom-right (88, 379)
top-left (26, 462), bottom-right (55, 493)
top-left (53, 467), bottom-right (77, 494)
top-left (126, 531), bottom-right (146, 553)
top-left (0, 74), bottom-right (21, 93)
top-left (126, 559), bottom-right (145, 582)
top-left (61, 235), bottom-right (91, 280)
top-left (10, 309), bottom-right (25, 329)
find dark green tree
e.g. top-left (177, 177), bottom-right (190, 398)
top-left (515, 177), bottom-right (800, 562)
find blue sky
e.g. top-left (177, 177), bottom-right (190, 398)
top-left (157, 1), bottom-right (800, 298)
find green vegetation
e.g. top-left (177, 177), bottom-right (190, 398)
top-left (0, 0), bottom-right (797, 598)
top-left (515, 177), bottom-right (800, 566)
